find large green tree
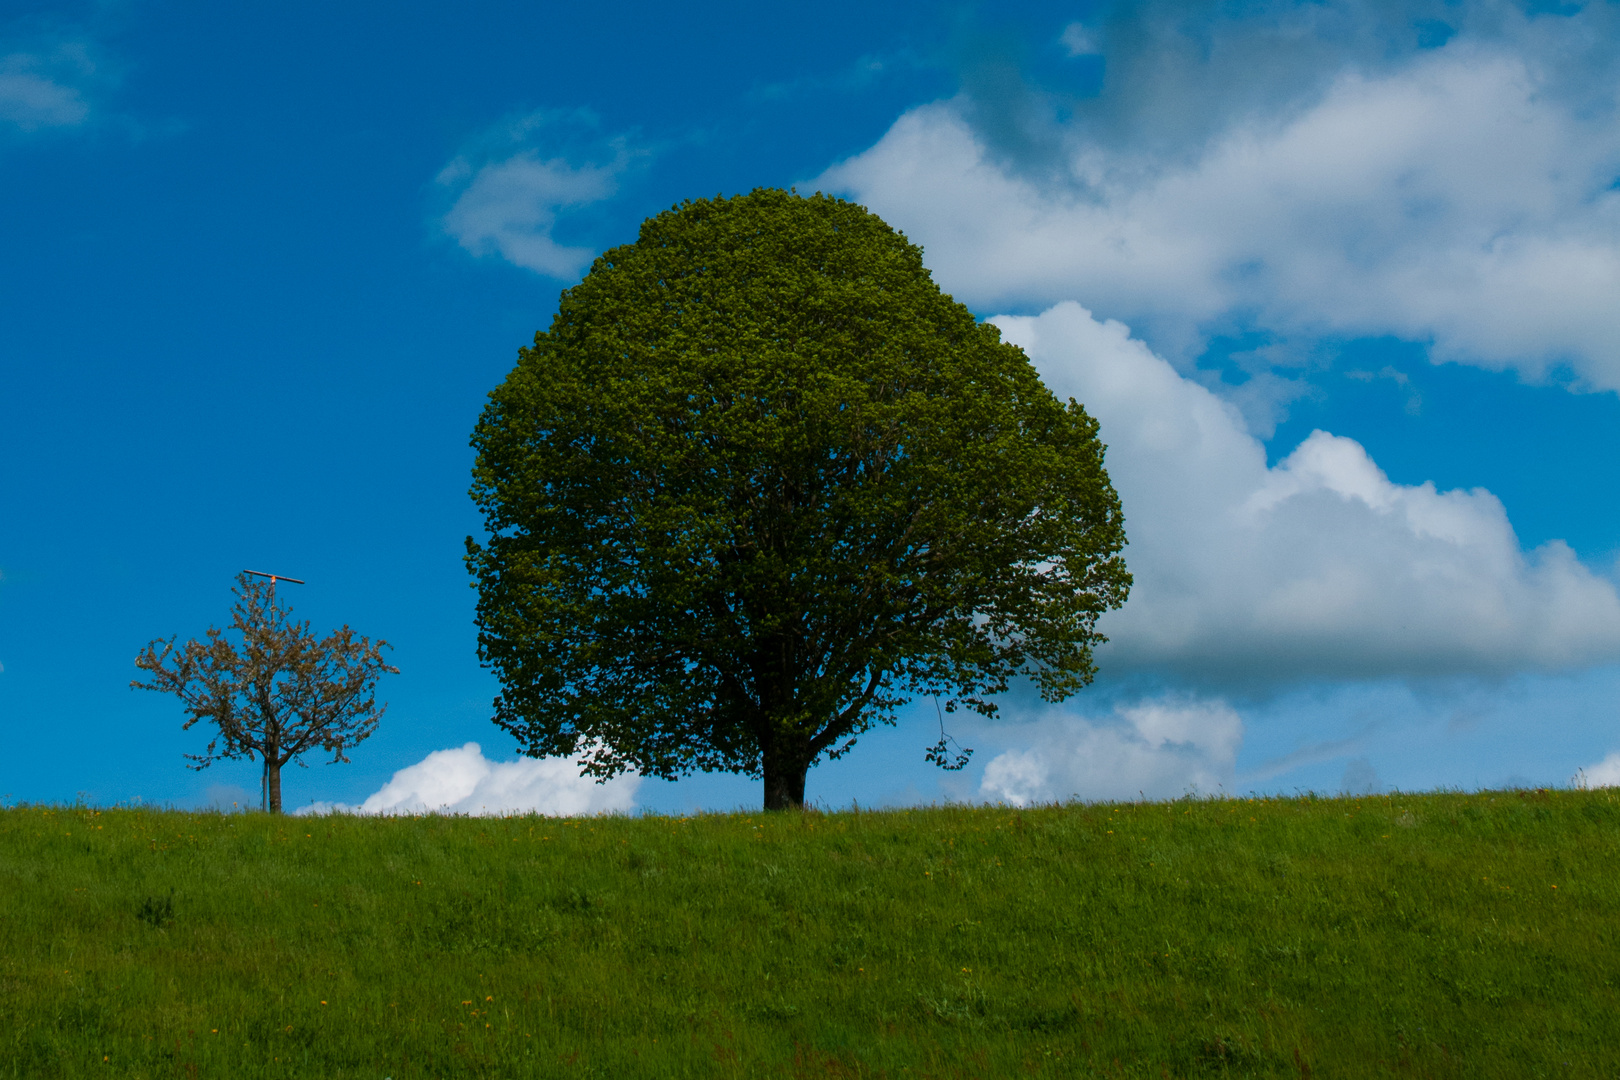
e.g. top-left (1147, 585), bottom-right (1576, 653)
top-left (467, 189), bottom-right (1130, 810)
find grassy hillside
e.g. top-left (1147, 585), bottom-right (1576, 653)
top-left (2, 789), bottom-right (1616, 1078)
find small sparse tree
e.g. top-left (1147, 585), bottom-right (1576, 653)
top-left (132, 572), bottom-right (398, 813)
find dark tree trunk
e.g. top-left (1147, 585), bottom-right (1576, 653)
top-left (762, 755), bottom-right (808, 811)
top-left (267, 759), bottom-right (283, 814)
top-left (754, 630), bottom-right (814, 809)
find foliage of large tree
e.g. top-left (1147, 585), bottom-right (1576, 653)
top-left (467, 189), bottom-right (1130, 810)
top-left (132, 573), bottom-right (397, 813)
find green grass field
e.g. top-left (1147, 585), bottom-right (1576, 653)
top-left (2, 788), bottom-right (1616, 1078)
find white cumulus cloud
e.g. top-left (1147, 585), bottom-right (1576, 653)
top-left (820, 27), bottom-right (1620, 389)
top-left (980, 697), bottom-right (1242, 805)
top-left (1577, 752), bottom-right (1620, 789)
top-left (302, 742), bottom-right (640, 816)
top-left (993, 301), bottom-right (1620, 685)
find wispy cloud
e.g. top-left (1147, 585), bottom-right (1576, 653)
top-left (0, 42), bottom-right (94, 132)
top-left (1058, 22), bottom-right (1100, 58)
top-left (1241, 732), bottom-right (1369, 785)
top-left (748, 50), bottom-right (918, 104)
top-left (436, 110), bottom-right (642, 279)
top-left (301, 743), bottom-right (639, 817)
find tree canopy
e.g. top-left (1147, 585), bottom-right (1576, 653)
top-left (467, 188), bottom-right (1130, 810)
top-left (133, 573), bottom-right (397, 813)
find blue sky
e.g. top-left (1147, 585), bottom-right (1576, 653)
top-left (3, 0), bottom-right (1619, 814)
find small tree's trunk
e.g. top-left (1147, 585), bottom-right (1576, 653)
top-left (762, 754), bottom-right (808, 811)
top-left (267, 758), bottom-right (284, 814)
